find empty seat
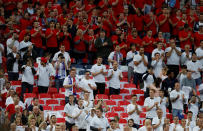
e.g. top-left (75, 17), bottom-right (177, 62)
top-left (120, 113), bottom-right (128, 118)
top-left (119, 119), bottom-right (127, 124)
top-left (24, 93), bottom-right (36, 99)
top-left (120, 89), bottom-right (130, 94)
top-left (60, 100), bottom-right (66, 106)
top-left (105, 112), bottom-right (119, 118)
top-left (118, 101), bottom-right (130, 106)
top-left (166, 113), bottom-right (173, 120)
top-left (10, 81), bottom-right (22, 86)
top-left (59, 88), bottom-right (65, 94)
top-left (16, 87), bottom-right (21, 96)
top-left (124, 83), bottom-right (136, 89)
top-left (105, 100), bottom-right (116, 107)
top-left (112, 106), bottom-right (125, 112)
top-left (132, 89), bottom-right (144, 94)
top-left (48, 87), bottom-right (58, 94)
top-left (110, 95), bottom-right (122, 100)
top-left (39, 94), bottom-right (52, 102)
top-left (46, 99), bottom-right (59, 107)
top-left (43, 106), bottom-right (52, 111)
top-left (57, 118), bottom-right (66, 123)
top-left (53, 106), bottom-right (64, 111)
top-left (53, 94), bottom-right (65, 99)
top-left (96, 94), bottom-right (108, 100)
top-left (139, 113), bottom-right (146, 118)
top-left (124, 95), bottom-right (132, 101)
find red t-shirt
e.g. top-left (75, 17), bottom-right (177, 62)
top-left (3, 0), bottom-right (17, 10)
top-left (84, 34), bottom-right (97, 52)
top-left (171, 16), bottom-right (181, 36)
top-left (179, 30), bottom-right (193, 49)
top-left (20, 18), bottom-right (31, 30)
top-left (108, 0), bottom-right (123, 17)
top-left (134, 15), bottom-right (144, 32)
top-left (194, 32), bottom-right (203, 47)
top-left (144, 16), bottom-right (157, 36)
top-left (133, 0), bottom-right (145, 9)
top-left (6, 104), bottom-right (23, 120)
top-left (74, 36), bottom-right (86, 52)
top-left (143, 36), bottom-right (155, 53)
top-left (59, 32), bottom-right (72, 51)
top-left (18, 29), bottom-right (28, 42)
top-left (45, 28), bottom-right (58, 48)
top-left (127, 35), bottom-right (142, 50)
top-left (158, 14), bottom-right (170, 33)
top-left (30, 29), bottom-right (43, 48)
top-left (118, 41), bottom-right (128, 58)
top-left (155, 0), bottom-right (164, 9)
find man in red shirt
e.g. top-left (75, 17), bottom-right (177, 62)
top-left (179, 24), bottom-right (194, 49)
top-left (158, 7), bottom-right (170, 43)
top-left (127, 29), bottom-right (142, 50)
top-left (194, 26), bottom-right (203, 49)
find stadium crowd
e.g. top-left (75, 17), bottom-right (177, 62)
top-left (0, 0), bottom-right (203, 131)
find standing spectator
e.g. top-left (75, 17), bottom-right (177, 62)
top-left (151, 52), bottom-right (165, 78)
top-left (58, 25), bottom-right (72, 52)
top-left (177, 65), bottom-right (187, 87)
top-left (165, 39), bottom-right (181, 77)
top-left (124, 119), bottom-right (138, 131)
top-left (126, 44), bottom-right (137, 83)
top-left (95, 30), bottom-right (113, 64)
top-left (52, 44), bottom-right (71, 71)
top-left (28, 117), bottom-right (39, 131)
top-left (127, 95), bottom-right (141, 129)
top-left (54, 54), bottom-right (67, 92)
top-left (181, 45), bottom-right (192, 66)
top-left (170, 82), bottom-right (185, 119)
top-left (37, 57), bottom-right (53, 93)
top-left (47, 115), bottom-right (57, 131)
top-left (28, 106), bottom-right (44, 127)
top-left (30, 21), bottom-right (45, 57)
top-left (158, 90), bottom-right (168, 117)
top-left (152, 109), bottom-right (164, 131)
top-left (64, 95), bottom-right (78, 130)
top-left (0, 42), bottom-right (4, 68)
top-left (188, 96), bottom-right (199, 120)
top-left (21, 59), bottom-right (36, 99)
top-left (19, 33), bottom-right (32, 58)
top-left (196, 40), bottom-right (203, 66)
top-left (144, 89), bottom-right (160, 119)
top-left (186, 53), bottom-right (203, 86)
top-left (186, 111), bottom-right (196, 129)
top-left (138, 119), bottom-right (152, 131)
top-left (181, 71), bottom-right (196, 96)
top-left (63, 69), bottom-right (78, 103)
top-left (90, 108), bottom-right (109, 131)
top-left (108, 45), bottom-right (123, 69)
top-left (133, 47), bottom-right (148, 88)
top-left (175, 119), bottom-right (190, 131)
top-left (79, 71), bottom-right (97, 101)
top-left (7, 46), bottom-right (21, 81)
top-left (107, 61), bottom-right (123, 95)
top-left (91, 56), bottom-right (107, 97)
top-left (45, 21), bottom-right (59, 55)
top-left (169, 116), bottom-right (180, 130)
top-left (6, 32), bottom-right (19, 55)
top-left (151, 42), bottom-right (164, 61)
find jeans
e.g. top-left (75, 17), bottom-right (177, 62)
top-left (144, 4), bottom-right (152, 14)
top-left (128, 66), bottom-right (134, 83)
top-left (21, 82), bottom-right (33, 99)
top-left (8, 72), bottom-right (19, 81)
top-left (55, 78), bottom-right (64, 92)
top-left (172, 109), bottom-right (183, 119)
top-left (163, 32), bottom-right (171, 43)
top-left (195, 77), bottom-right (202, 86)
top-left (93, 82), bottom-right (105, 98)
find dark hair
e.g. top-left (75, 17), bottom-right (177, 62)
top-left (187, 111), bottom-right (193, 114)
top-left (51, 115), bottom-right (56, 119)
top-left (58, 53), bottom-right (64, 58)
top-left (110, 119), bottom-right (116, 123)
top-left (131, 94), bottom-right (137, 97)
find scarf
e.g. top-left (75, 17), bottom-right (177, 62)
top-left (68, 75), bottom-right (77, 95)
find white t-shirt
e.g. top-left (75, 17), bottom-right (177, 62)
top-left (74, 107), bottom-right (89, 129)
top-left (196, 47), bottom-right (203, 65)
top-left (108, 51), bottom-right (123, 68)
top-left (138, 126), bottom-right (147, 131)
top-left (133, 54), bottom-right (148, 73)
top-left (53, 51), bottom-right (71, 65)
top-left (165, 47), bottom-right (181, 65)
top-left (21, 65), bottom-right (35, 85)
top-left (6, 38), bottom-right (20, 55)
top-left (126, 51), bottom-right (137, 67)
top-left (144, 97), bottom-right (160, 118)
top-left (152, 117), bottom-right (165, 131)
top-left (170, 90), bottom-right (185, 110)
top-left (107, 68), bottom-right (123, 89)
top-left (152, 48), bottom-right (164, 58)
top-left (12, 53), bottom-right (19, 73)
top-left (83, 100), bottom-right (93, 111)
top-left (188, 103), bottom-right (199, 120)
top-left (79, 78), bottom-right (97, 100)
top-left (19, 40), bottom-right (32, 57)
top-left (186, 60), bottom-right (203, 79)
top-left (37, 65), bottom-right (53, 87)
top-left (192, 126), bottom-right (203, 131)
top-left (127, 103), bottom-right (141, 124)
top-left (64, 103), bottom-right (78, 124)
top-left (91, 64), bottom-right (107, 83)
top-left (151, 59), bottom-right (164, 78)
top-left (90, 115), bottom-right (109, 131)
top-left (0, 44), bottom-right (4, 63)
top-left (182, 86), bottom-right (192, 104)
top-left (181, 52), bottom-right (192, 65)
top-left (169, 123), bottom-right (180, 131)
top-left (16, 126), bottom-right (25, 131)
top-left (142, 73), bottom-right (154, 92)
top-left (176, 125), bottom-right (191, 131)
top-left (186, 119), bottom-right (196, 130)
top-left (157, 97), bottom-right (167, 117)
top-left (63, 75), bottom-right (79, 97)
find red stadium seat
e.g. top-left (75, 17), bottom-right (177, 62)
top-left (110, 95), bottom-right (122, 100)
top-left (124, 95), bottom-right (132, 101)
top-left (53, 94), bottom-right (65, 99)
top-left (124, 83), bottom-right (136, 89)
top-left (122, 72), bottom-right (128, 78)
top-left (24, 93), bottom-right (36, 99)
top-left (120, 113), bottom-right (128, 118)
top-left (139, 113), bottom-right (146, 118)
top-left (53, 106), bottom-right (64, 111)
top-left (119, 119), bottom-right (127, 124)
top-left (60, 100), bottom-right (66, 106)
top-left (132, 90), bottom-right (144, 94)
top-left (105, 100), bottom-right (117, 106)
top-left (48, 87), bottom-right (58, 94)
top-left (166, 113), bottom-right (173, 121)
top-left (96, 94), bottom-right (109, 100)
top-left (105, 112), bottom-right (119, 118)
top-left (43, 106), bottom-right (52, 111)
top-left (112, 106), bottom-right (125, 112)
top-left (16, 87), bottom-right (21, 96)
top-left (33, 87), bottom-right (39, 94)
top-left (120, 89), bottom-right (130, 94)
top-left (59, 88), bottom-right (65, 94)
top-left (118, 101), bottom-right (130, 106)
top-left (46, 99), bottom-right (59, 106)
top-left (39, 93), bottom-right (51, 99)
top-left (57, 118), bottom-right (66, 123)
top-left (10, 81), bottom-right (22, 86)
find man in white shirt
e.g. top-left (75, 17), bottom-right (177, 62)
top-left (52, 44), bottom-right (71, 70)
top-left (83, 92), bottom-right (93, 111)
top-left (127, 95), bottom-right (141, 129)
top-left (170, 82), bottom-right (185, 119)
top-left (169, 116), bottom-right (180, 131)
top-left (152, 109), bottom-right (164, 131)
top-left (142, 66), bottom-right (156, 93)
top-left (19, 33), bottom-right (32, 58)
top-left (175, 119), bottom-right (191, 131)
top-left (79, 71), bottom-right (97, 101)
top-left (196, 40), bottom-right (203, 66)
top-left (152, 42), bottom-right (164, 60)
top-left (133, 47), bottom-right (148, 87)
top-left (37, 57), bottom-right (53, 93)
top-left (126, 44), bottom-right (137, 83)
top-left (193, 118), bottom-right (203, 131)
top-left (186, 111), bottom-right (196, 130)
top-left (165, 39), bottom-right (182, 77)
top-left (181, 44), bottom-right (192, 65)
top-left (144, 89), bottom-right (160, 119)
top-left (64, 95), bottom-right (78, 131)
top-left (90, 108), bottom-right (109, 131)
top-left (108, 45), bottom-right (123, 69)
top-left (107, 61), bottom-right (123, 95)
top-left (108, 119), bottom-right (121, 131)
top-left (138, 119), bottom-right (153, 131)
top-left (21, 58), bottom-right (36, 99)
top-left (0, 43), bottom-right (4, 68)
top-left (63, 69), bottom-right (79, 103)
top-left (151, 52), bottom-right (165, 78)
top-left (186, 53), bottom-right (203, 85)
top-left (46, 115), bottom-right (57, 131)
top-left (6, 32), bottom-right (20, 55)
top-left (91, 56), bottom-right (107, 97)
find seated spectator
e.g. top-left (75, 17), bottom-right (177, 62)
top-left (27, 98), bottom-right (43, 114)
top-left (28, 117), bottom-right (39, 131)
top-left (5, 89), bottom-right (15, 106)
top-left (28, 106), bottom-right (44, 127)
top-left (108, 45), bottom-right (123, 69)
top-left (108, 119), bottom-right (120, 131)
top-left (124, 119), bottom-right (138, 131)
top-left (176, 119), bottom-right (191, 131)
top-left (22, 45), bottom-right (38, 65)
top-left (169, 116), bottom-right (180, 130)
top-left (177, 65), bottom-right (187, 86)
top-left (127, 95), bottom-right (141, 129)
top-left (170, 82), bottom-right (185, 119)
top-left (186, 111), bottom-right (196, 129)
top-left (10, 123), bottom-right (17, 131)
top-left (107, 61), bottom-right (123, 95)
top-left (6, 104), bottom-right (23, 121)
top-left (152, 42), bottom-right (164, 61)
top-left (186, 53), bottom-right (203, 86)
top-left (10, 107), bottom-right (27, 125)
top-left (83, 92), bottom-right (93, 111)
top-left (46, 115), bottom-right (57, 131)
top-left (79, 71), bottom-right (97, 101)
top-left (180, 44), bottom-right (192, 66)
top-left (193, 118), bottom-right (203, 131)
